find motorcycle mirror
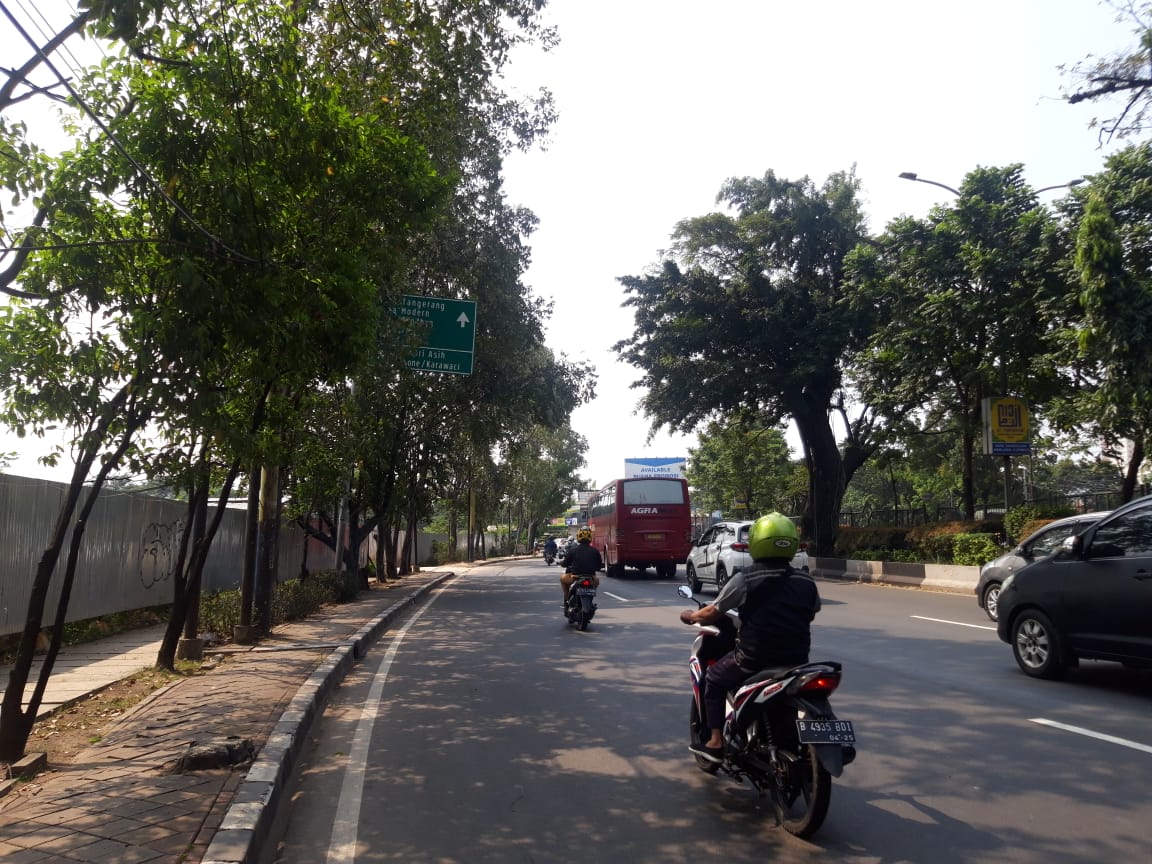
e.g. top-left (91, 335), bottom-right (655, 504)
top-left (677, 585), bottom-right (693, 599)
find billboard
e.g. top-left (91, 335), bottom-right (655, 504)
top-left (624, 456), bottom-right (686, 479)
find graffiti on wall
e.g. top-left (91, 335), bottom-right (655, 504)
top-left (139, 521), bottom-right (184, 590)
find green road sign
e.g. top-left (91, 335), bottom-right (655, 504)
top-left (394, 294), bottom-right (477, 375)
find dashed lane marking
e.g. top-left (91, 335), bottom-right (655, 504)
top-left (911, 615), bottom-right (996, 631)
top-left (1030, 718), bottom-right (1152, 755)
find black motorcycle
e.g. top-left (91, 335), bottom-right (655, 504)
top-left (544, 549), bottom-right (556, 565)
top-left (565, 573), bottom-right (598, 631)
top-left (678, 584), bottom-right (856, 838)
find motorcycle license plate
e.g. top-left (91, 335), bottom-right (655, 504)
top-left (574, 587), bottom-right (596, 595)
top-left (796, 719), bottom-right (856, 744)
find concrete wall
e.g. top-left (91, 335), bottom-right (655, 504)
top-left (813, 558), bottom-right (979, 595)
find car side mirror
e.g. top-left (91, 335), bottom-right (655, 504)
top-left (1054, 535), bottom-right (1082, 560)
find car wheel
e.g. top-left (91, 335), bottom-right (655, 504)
top-left (715, 564), bottom-right (729, 591)
top-left (982, 582), bottom-right (1001, 622)
top-left (1011, 609), bottom-right (1068, 679)
top-left (686, 563), bottom-right (701, 593)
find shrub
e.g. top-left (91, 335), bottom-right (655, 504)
top-left (833, 527), bottom-right (909, 557)
top-left (199, 570), bottom-right (352, 643)
top-left (429, 540), bottom-right (455, 565)
top-left (953, 533), bottom-right (1000, 566)
top-left (1004, 504), bottom-right (1073, 542)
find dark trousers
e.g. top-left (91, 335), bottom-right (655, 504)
top-left (703, 651), bottom-right (749, 732)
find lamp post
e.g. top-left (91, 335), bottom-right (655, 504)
top-left (897, 171), bottom-right (1082, 518)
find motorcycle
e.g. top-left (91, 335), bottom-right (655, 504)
top-left (544, 549), bottom-right (556, 565)
top-left (678, 584), bottom-right (856, 838)
top-left (565, 572), bottom-right (598, 631)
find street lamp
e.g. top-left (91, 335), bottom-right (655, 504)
top-left (1035, 179), bottom-right (1085, 194)
top-left (898, 172), bottom-right (1084, 198)
top-left (898, 172), bottom-right (961, 196)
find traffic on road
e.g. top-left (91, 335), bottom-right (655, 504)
top-left (272, 557), bottom-right (1151, 864)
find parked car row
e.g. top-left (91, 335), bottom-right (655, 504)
top-left (684, 519), bottom-right (809, 593)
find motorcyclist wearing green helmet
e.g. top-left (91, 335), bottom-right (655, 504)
top-left (679, 512), bottom-right (821, 763)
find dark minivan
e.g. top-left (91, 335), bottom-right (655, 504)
top-left (996, 494), bottom-right (1152, 678)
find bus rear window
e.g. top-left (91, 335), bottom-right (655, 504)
top-left (621, 479), bottom-right (686, 505)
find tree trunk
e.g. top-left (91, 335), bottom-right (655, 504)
top-left (792, 400), bottom-right (845, 558)
top-left (241, 464), bottom-right (261, 622)
top-left (0, 386), bottom-right (143, 762)
top-left (1121, 437), bottom-right (1145, 503)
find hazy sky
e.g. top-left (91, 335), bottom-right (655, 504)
top-left (500, 0), bottom-right (1131, 488)
top-left (0, 0), bottom-right (1138, 486)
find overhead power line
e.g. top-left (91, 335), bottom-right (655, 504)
top-left (0, 0), bottom-right (258, 265)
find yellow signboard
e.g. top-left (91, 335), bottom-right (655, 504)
top-left (982, 397), bottom-right (1031, 455)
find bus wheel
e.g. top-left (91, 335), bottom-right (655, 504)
top-left (607, 558), bottom-right (624, 578)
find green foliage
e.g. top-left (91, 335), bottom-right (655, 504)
top-left (198, 571), bottom-right (352, 639)
top-left (832, 527), bottom-right (909, 557)
top-left (1004, 504), bottom-right (1075, 541)
top-left (615, 169), bottom-right (874, 555)
top-left (848, 165), bottom-right (1069, 520)
top-left (953, 533), bottom-right (1000, 566)
top-left (687, 417), bottom-right (803, 517)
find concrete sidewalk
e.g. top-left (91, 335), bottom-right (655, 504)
top-left (0, 563), bottom-right (484, 863)
top-left (2, 625), bottom-right (169, 720)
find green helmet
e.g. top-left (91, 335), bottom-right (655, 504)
top-left (748, 512), bottom-right (800, 561)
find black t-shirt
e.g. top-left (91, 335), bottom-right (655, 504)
top-left (562, 542), bottom-right (603, 575)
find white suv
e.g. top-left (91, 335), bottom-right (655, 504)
top-left (685, 519), bottom-right (810, 593)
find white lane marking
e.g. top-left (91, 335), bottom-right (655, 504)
top-left (911, 615), bottom-right (996, 631)
top-left (1030, 718), bottom-right (1152, 755)
top-left (327, 590), bottom-right (444, 863)
top-left (603, 591), bottom-right (630, 602)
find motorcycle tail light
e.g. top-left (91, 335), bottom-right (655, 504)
top-left (796, 673), bottom-right (841, 696)
top-left (580, 578), bottom-right (593, 588)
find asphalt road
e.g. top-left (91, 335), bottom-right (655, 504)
top-left (272, 558), bottom-right (1152, 864)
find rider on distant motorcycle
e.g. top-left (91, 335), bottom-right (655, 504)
top-left (544, 537), bottom-right (558, 559)
top-left (560, 527), bottom-right (603, 607)
top-left (679, 512), bottom-right (821, 763)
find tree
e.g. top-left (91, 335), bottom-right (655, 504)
top-left (847, 166), bottom-right (1069, 520)
top-left (686, 417), bottom-right (801, 519)
top-left (1061, 144), bottom-right (1152, 499)
top-left (615, 170), bottom-right (876, 555)
top-left (1062, 1), bottom-right (1152, 142)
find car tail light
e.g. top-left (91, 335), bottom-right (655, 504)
top-left (731, 542), bottom-right (748, 552)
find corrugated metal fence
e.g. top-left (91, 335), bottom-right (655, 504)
top-left (0, 474), bottom-right (312, 637)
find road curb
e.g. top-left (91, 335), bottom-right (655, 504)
top-left (201, 570), bottom-right (457, 864)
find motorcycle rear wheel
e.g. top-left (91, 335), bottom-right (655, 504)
top-left (773, 743), bottom-right (832, 838)
top-left (689, 698), bottom-right (720, 775)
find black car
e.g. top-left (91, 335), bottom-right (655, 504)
top-left (975, 511), bottom-right (1109, 622)
top-left (996, 494), bottom-right (1152, 678)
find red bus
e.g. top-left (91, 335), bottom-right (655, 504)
top-left (585, 477), bottom-right (693, 579)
